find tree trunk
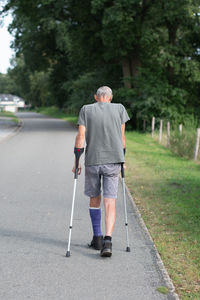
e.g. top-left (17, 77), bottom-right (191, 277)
top-left (130, 50), bottom-right (141, 80)
top-left (121, 58), bottom-right (132, 88)
top-left (167, 24), bottom-right (178, 83)
top-left (168, 24), bottom-right (178, 46)
top-left (121, 50), bottom-right (141, 88)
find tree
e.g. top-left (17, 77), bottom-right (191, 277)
top-left (0, 73), bottom-right (17, 94)
top-left (1, 0), bottom-right (200, 127)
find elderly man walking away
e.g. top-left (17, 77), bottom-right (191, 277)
top-left (72, 86), bottom-right (130, 257)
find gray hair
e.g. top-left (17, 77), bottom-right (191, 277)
top-left (96, 86), bottom-right (112, 98)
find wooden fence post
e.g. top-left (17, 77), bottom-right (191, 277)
top-left (179, 124), bottom-right (183, 135)
top-left (159, 120), bottom-right (163, 143)
top-left (152, 117), bottom-right (155, 137)
top-left (167, 121), bottom-right (170, 146)
top-left (194, 128), bottom-right (200, 161)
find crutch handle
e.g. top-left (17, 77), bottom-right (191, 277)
top-left (121, 163), bottom-right (125, 178)
top-left (74, 147), bottom-right (84, 179)
top-left (121, 148), bottom-right (126, 178)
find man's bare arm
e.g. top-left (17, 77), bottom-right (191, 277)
top-left (121, 123), bottom-right (126, 149)
top-left (72, 125), bottom-right (86, 174)
top-left (75, 125), bottom-right (86, 148)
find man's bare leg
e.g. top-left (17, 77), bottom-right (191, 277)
top-left (104, 198), bottom-right (116, 237)
top-left (90, 195), bottom-right (101, 208)
top-left (100, 197), bottom-right (116, 257)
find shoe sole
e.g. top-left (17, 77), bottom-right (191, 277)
top-left (100, 249), bottom-right (112, 257)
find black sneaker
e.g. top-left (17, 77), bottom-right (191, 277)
top-left (100, 240), bottom-right (112, 257)
top-left (88, 236), bottom-right (103, 250)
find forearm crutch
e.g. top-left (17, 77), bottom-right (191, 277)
top-left (121, 161), bottom-right (131, 252)
top-left (66, 147), bottom-right (84, 257)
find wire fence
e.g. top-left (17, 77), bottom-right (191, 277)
top-left (150, 117), bottom-right (200, 161)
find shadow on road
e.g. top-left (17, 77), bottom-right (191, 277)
top-left (1, 227), bottom-right (66, 249)
top-left (16, 112), bottom-right (49, 119)
top-left (16, 112), bottom-right (77, 133)
top-left (0, 227), bottom-right (101, 259)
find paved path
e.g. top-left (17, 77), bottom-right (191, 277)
top-left (0, 112), bottom-right (178, 300)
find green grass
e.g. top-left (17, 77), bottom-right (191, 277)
top-left (156, 286), bottom-right (169, 295)
top-left (0, 111), bottom-right (19, 124)
top-left (36, 106), bottom-right (78, 125)
top-left (125, 132), bottom-right (200, 299)
top-left (0, 111), bottom-right (15, 117)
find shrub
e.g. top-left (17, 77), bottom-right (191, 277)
top-left (169, 129), bottom-right (196, 159)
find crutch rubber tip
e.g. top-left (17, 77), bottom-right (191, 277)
top-left (126, 247), bottom-right (131, 252)
top-left (66, 251), bottom-right (70, 257)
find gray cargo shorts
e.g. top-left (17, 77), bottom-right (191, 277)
top-left (84, 163), bottom-right (121, 199)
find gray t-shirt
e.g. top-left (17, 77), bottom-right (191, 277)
top-left (77, 102), bottom-right (130, 166)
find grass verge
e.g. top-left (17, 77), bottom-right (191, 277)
top-left (0, 111), bottom-right (19, 124)
top-left (125, 132), bottom-right (200, 299)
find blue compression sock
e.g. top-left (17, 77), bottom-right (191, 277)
top-left (89, 207), bottom-right (102, 237)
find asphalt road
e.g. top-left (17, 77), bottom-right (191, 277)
top-left (0, 112), bottom-right (178, 300)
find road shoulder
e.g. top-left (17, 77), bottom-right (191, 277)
top-left (0, 117), bottom-right (23, 143)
